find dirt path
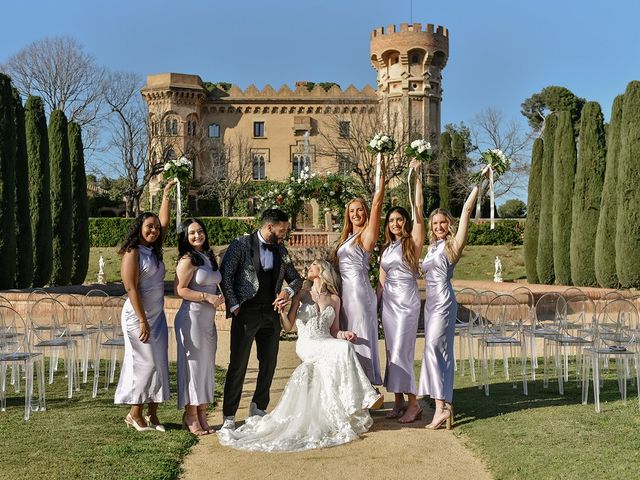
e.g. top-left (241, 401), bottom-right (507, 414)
top-left (179, 333), bottom-right (491, 480)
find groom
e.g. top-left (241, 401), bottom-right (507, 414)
top-left (220, 208), bottom-right (302, 430)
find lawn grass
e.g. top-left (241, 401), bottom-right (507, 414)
top-left (0, 361), bottom-right (225, 480)
top-left (448, 358), bottom-right (640, 480)
top-left (87, 244), bottom-right (525, 285)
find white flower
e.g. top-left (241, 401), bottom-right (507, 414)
top-left (297, 178), bottom-right (302, 183)
top-left (323, 183), bottom-right (328, 188)
top-left (369, 140), bottom-right (377, 148)
top-left (290, 176), bottom-right (295, 181)
top-left (164, 163), bottom-right (171, 171)
top-left (329, 191), bottom-right (335, 196)
top-left (381, 135), bottom-right (389, 142)
top-left (304, 166), bottom-right (310, 172)
top-left (411, 139), bottom-right (421, 149)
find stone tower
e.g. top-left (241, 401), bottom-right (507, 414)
top-left (370, 23), bottom-right (449, 146)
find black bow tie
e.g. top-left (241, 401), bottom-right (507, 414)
top-left (261, 242), bottom-right (277, 253)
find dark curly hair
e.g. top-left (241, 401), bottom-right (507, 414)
top-left (117, 212), bottom-right (164, 262)
top-left (177, 218), bottom-right (219, 270)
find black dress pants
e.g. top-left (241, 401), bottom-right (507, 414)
top-left (222, 303), bottom-right (280, 417)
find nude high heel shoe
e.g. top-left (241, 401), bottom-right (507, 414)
top-left (125, 413), bottom-right (152, 432)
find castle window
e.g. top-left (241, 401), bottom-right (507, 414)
top-left (337, 153), bottom-right (351, 174)
top-left (411, 54), bottom-right (421, 64)
top-left (165, 118), bottom-right (179, 136)
top-left (253, 121), bottom-right (265, 138)
top-left (252, 154), bottom-right (266, 180)
top-left (292, 154), bottom-right (311, 178)
top-left (339, 121), bottom-right (350, 138)
top-left (165, 148), bottom-right (177, 161)
top-left (186, 120), bottom-right (197, 136)
top-left (208, 123), bottom-right (220, 138)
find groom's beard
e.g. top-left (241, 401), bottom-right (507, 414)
top-left (267, 232), bottom-right (280, 245)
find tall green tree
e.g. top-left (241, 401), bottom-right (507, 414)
top-left (536, 114), bottom-right (557, 284)
top-left (26, 96), bottom-right (52, 287)
top-left (524, 138), bottom-right (543, 283)
top-left (0, 74), bottom-right (17, 289)
top-left (12, 88), bottom-right (33, 287)
top-left (521, 86), bottom-right (586, 133)
top-left (68, 122), bottom-right (89, 285)
top-left (450, 131), bottom-right (468, 216)
top-left (595, 95), bottom-right (624, 288)
top-left (49, 109), bottom-right (72, 285)
top-left (552, 111), bottom-right (577, 285)
top-left (570, 102), bottom-right (606, 286)
top-left (615, 81), bottom-right (640, 288)
top-left (438, 131), bottom-right (452, 210)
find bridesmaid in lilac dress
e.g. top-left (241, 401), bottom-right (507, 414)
top-left (377, 160), bottom-right (424, 423)
top-left (334, 162), bottom-right (386, 387)
top-left (418, 168), bottom-right (488, 429)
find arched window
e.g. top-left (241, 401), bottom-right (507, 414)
top-left (208, 123), bottom-right (220, 138)
top-left (411, 53), bottom-right (421, 64)
top-left (165, 148), bottom-right (177, 161)
top-left (292, 154), bottom-right (311, 178)
top-left (253, 154), bottom-right (266, 180)
top-left (165, 117), bottom-right (179, 136)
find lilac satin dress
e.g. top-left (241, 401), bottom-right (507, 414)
top-left (380, 241), bottom-right (420, 394)
top-left (337, 234), bottom-right (382, 385)
top-left (418, 239), bottom-right (457, 403)
top-left (115, 245), bottom-right (170, 404)
top-left (175, 253), bottom-right (222, 409)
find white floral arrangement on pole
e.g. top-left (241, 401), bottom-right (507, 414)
top-left (367, 132), bottom-right (395, 191)
top-left (473, 149), bottom-right (512, 230)
top-left (163, 156), bottom-right (192, 231)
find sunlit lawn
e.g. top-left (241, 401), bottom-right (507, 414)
top-left (446, 358), bottom-right (640, 480)
top-left (0, 361), bottom-right (225, 480)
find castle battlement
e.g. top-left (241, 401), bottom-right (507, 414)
top-left (370, 23), bottom-right (448, 39)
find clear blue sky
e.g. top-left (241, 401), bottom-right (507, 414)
top-left (2, 0), bottom-right (639, 199)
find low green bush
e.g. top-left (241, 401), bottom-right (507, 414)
top-left (467, 220), bottom-right (524, 246)
top-left (89, 217), bottom-right (255, 247)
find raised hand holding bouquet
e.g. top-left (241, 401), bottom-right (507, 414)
top-left (404, 139), bottom-right (432, 219)
top-left (367, 132), bottom-right (396, 191)
top-left (471, 149), bottom-right (511, 229)
top-left (163, 156), bottom-right (193, 231)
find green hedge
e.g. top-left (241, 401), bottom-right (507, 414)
top-left (467, 220), bottom-right (524, 246)
top-left (89, 217), bottom-right (255, 248)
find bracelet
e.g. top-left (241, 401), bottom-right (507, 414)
top-left (337, 331), bottom-right (345, 340)
top-left (201, 292), bottom-right (206, 302)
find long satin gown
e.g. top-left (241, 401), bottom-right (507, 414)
top-left (175, 252), bottom-right (222, 409)
top-left (337, 234), bottom-right (382, 385)
top-left (217, 303), bottom-right (378, 452)
top-left (418, 239), bottom-right (457, 403)
top-left (115, 245), bottom-right (170, 404)
top-left (380, 241), bottom-right (420, 394)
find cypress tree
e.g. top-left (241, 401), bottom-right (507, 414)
top-left (615, 81), bottom-right (640, 288)
top-left (12, 88), bottom-right (34, 288)
top-left (69, 122), bottom-right (89, 285)
top-left (0, 74), bottom-right (17, 289)
top-left (570, 102), bottom-right (606, 286)
top-left (438, 131), bottom-right (452, 210)
top-left (49, 110), bottom-right (72, 286)
top-left (595, 95), bottom-right (624, 288)
top-left (536, 113), bottom-right (557, 284)
top-left (524, 137), bottom-right (543, 284)
top-left (552, 111), bottom-right (577, 285)
top-left (26, 96), bottom-right (52, 287)
top-left (450, 132), bottom-right (467, 217)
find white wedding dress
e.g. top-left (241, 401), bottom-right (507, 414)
top-left (217, 303), bottom-right (379, 452)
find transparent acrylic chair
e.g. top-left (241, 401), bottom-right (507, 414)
top-left (479, 294), bottom-right (528, 396)
top-left (464, 290), bottom-right (498, 383)
top-left (454, 288), bottom-right (477, 375)
top-left (92, 296), bottom-right (126, 398)
top-left (0, 306), bottom-right (46, 420)
top-left (543, 295), bottom-right (595, 394)
top-left (525, 292), bottom-right (566, 381)
top-left (582, 299), bottom-right (640, 412)
top-left (29, 297), bottom-right (79, 398)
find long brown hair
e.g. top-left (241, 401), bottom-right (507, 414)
top-left (332, 198), bottom-right (370, 261)
top-left (428, 208), bottom-right (458, 263)
top-left (382, 206), bottom-right (419, 273)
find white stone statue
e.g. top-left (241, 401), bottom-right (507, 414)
top-left (494, 255), bottom-right (503, 283)
top-left (97, 256), bottom-right (106, 284)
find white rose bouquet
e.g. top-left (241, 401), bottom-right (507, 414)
top-left (163, 156), bottom-right (193, 184)
top-left (367, 132), bottom-right (396, 154)
top-left (471, 149), bottom-right (512, 230)
top-left (404, 139), bottom-right (432, 162)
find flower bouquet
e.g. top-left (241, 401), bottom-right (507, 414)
top-left (163, 156), bottom-right (192, 231)
top-left (404, 139), bottom-right (432, 162)
top-left (367, 132), bottom-right (395, 191)
top-left (471, 149), bottom-right (512, 229)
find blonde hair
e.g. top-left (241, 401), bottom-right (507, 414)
top-left (313, 259), bottom-right (341, 296)
top-left (335, 198), bottom-right (369, 251)
top-left (428, 208), bottom-right (458, 263)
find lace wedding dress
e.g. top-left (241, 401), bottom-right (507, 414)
top-left (217, 302), bottom-right (379, 452)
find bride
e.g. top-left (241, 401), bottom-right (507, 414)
top-left (217, 259), bottom-right (384, 452)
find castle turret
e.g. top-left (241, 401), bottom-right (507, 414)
top-left (370, 23), bottom-right (449, 145)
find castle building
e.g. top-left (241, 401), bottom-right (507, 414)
top-left (142, 23), bottom-right (448, 223)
